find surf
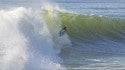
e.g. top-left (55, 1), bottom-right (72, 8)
top-left (42, 8), bottom-right (125, 54)
top-left (0, 7), bottom-right (66, 70)
top-left (1, 1), bottom-right (125, 70)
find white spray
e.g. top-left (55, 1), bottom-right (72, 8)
top-left (0, 7), bottom-right (66, 70)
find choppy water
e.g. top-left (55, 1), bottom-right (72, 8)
top-left (0, 0), bottom-right (125, 70)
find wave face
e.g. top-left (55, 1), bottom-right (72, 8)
top-left (59, 12), bottom-right (125, 40)
top-left (42, 9), bottom-right (125, 54)
top-left (58, 12), bottom-right (125, 54)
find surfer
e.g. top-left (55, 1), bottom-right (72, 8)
top-left (60, 26), bottom-right (67, 36)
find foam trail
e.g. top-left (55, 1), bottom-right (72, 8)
top-left (0, 7), bottom-right (65, 70)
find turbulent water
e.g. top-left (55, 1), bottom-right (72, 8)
top-left (0, 0), bottom-right (125, 70)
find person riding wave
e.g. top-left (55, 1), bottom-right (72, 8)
top-left (60, 27), bottom-right (67, 36)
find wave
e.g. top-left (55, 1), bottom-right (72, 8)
top-left (58, 12), bottom-right (125, 41)
top-left (42, 9), bottom-right (125, 54)
top-left (1, 5), bottom-right (125, 70)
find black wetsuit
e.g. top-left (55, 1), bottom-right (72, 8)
top-left (60, 27), bottom-right (67, 36)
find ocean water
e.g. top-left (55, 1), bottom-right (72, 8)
top-left (0, 0), bottom-right (125, 70)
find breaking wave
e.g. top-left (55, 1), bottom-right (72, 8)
top-left (43, 9), bottom-right (125, 54)
top-left (1, 4), bottom-right (125, 70)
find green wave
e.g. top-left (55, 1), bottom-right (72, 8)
top-left (42, 10), bottom-right (125, 42)
top-left (59, 12), bottom-right (125, 41)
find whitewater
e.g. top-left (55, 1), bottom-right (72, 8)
top-left (0, 0), bottom-right (125, 70)
top-left (0, 6), bottom-right (70, 70)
